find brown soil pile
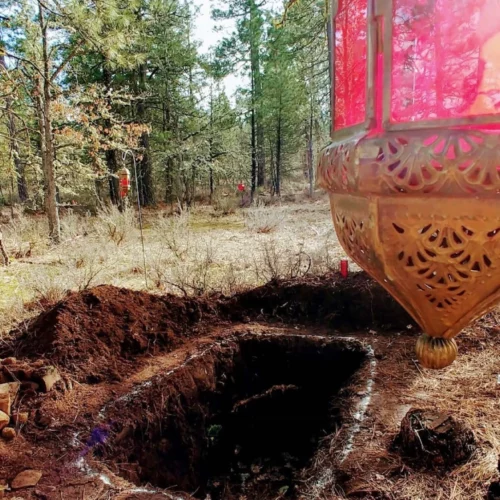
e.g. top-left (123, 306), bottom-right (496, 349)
top-left (6, 285), bottom-right (213, 383)
top-left (225, 272), bottom-right (414, 330)
top-left (3, 272), bottom-right (413, 386)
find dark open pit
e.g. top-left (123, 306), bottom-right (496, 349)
top-left (100, 333), bottom-right (367, 499)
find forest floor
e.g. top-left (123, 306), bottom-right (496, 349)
top-left (0, 197), bottom-right (500, 500)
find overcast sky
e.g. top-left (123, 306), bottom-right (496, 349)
top-left (192, 0), bottom-right (241, 97)
top-left (192, 0), bottom-right (283, 98)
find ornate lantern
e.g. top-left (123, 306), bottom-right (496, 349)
top-left (318, 0), bottom-right (500, 368)
top-left (118, 167), bottom-right (131, 199)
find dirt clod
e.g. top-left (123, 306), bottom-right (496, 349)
top-left (33, 366), bottom-right (61, 392)
top-left (11, 412), bottom-right (28, 425)
top-left (395, 409), bottom-right (476, 469)
top-left (11, 469), bottom-right (42, 490)
top-left (0, 393), bottom-right (9, 415)
top-left (2, 427), bottom-right (16, 440)
top-left (0, 411), bottom-right (8, 430)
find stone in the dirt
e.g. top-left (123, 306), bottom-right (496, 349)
top-left (0, 382), bottom-right (20, 398)
top-left (0, 411), bottom-right (9, 430)
top-left (33, 366), bottom-right (61, 392)
top-left (0, 393), bottom-right (10, 416)
top-left (0, 382), bottom-right (20, 415)
top-left (2, 427), bottom-right (16, 440)
top-left (11, 412), bottom-right (29, 425)
top-left (395, 408), bottom-right (476, 468)
top-left (1, 358), bottom-right (16, 366)
top-left (11, 470), bottom-right (42, 490)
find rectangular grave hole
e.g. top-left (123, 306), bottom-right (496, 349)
top-left (101, 334), bottom-right (368, 500)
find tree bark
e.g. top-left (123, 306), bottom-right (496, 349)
top-left (257, 120), bottom-right (265, 187)
top-left (276, 109), bottom-right (282, 197)
top-left (250, 80), bottom-right (258, 201)
top-left (37, 1), bottom-right (60, 243)
top-left (8, 110), bottom-right (28, 202)
top-left (0, 232), bottom-right (9, 266)
top-left (102, 64), bottom-right (122, 205)
top-left (307, 95), bottom-right (314, 198)
top-left (137, 64), bottom-right (154, 206)
top-left (0, 52), bottom-right (28, 202)
top-left (249, 0), bottom-right (263, 192)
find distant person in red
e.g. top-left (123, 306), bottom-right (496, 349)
top-left (237, 182), bottom-right (245, 206)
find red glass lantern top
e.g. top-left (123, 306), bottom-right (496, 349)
top-left (333, 0), bottom-right (368, 130)
top-left (332, 0), bottom-right (500, 133)
top-left (391, 0), bottom-right (500, 124)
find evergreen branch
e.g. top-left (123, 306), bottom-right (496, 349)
top-left (50, 40), bottom-right (84, 83)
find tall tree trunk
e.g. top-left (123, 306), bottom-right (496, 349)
top-left (250, 77), bottom-right (258, 201)
top-left (307, 95), bottom-right (314, 198)
top-left (257, 120), bottom-right (265, 187)
top-left (102, 64), bottom-right (122, 205)
top-left (165, 157), bottom-right (174, 205)
top-left (106, 149), bottom-right (121, 205)
top-left (8, 112), bottom-right (28, 202)
top-left (137, 64), bottom-right (154, 206)
top-left (249, 0), bottom-right (263, 191)
top-left (37, 1), bottom-right (60, 243)
top-left (209, 80), bottom-right (215, 203)
top-left (276, 109), bottom-right (282, 197)
top-left (0, 51), bottom-right (28, 202)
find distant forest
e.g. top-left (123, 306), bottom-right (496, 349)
top-left (0, 0), bottom-right (331, 241)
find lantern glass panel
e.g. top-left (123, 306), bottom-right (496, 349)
top-left (334, 0), bottom-right (368, 130)
top-left (391, 0), bottom-right (500, 124)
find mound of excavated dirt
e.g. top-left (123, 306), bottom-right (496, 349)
top-left (3, 272), bottom-right (413, 386)
top-left (225, 272), bottom-right (414, 330)
top-left (6, 285), bottom-right (213, 383)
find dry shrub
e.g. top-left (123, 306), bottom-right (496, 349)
top-left (213, 193), bottom-right (239, 216)
top-left (96, 205), bottom-right (135, 246)
top-left (59, 210), bottom-right (93, 239)
top-left (68, 245), bottom-right (112, 291)
top-left (308, 229), bottom-right (342, 274)
top-left (254, 238), bottom-right (312, 282)
top-left (150, 234), bottom-right (218, 296)
top-left (152, 209), bottom-right (191, 260)
top-left (244, 206), bottom-right (286, 234)
top-left (19, 271), bottom-right (68, 309)
top-left (2, 211), bottom-right (48, 258)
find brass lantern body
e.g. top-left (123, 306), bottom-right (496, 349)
top-left (320, 0), bottom-right (500, 368)
top-left (319, 130), bottom-right (500, 345)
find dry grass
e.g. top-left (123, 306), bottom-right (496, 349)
top-left (244, 206), bottom-right (286, 234)
top-left (0, 198), bottom-right (340, 332)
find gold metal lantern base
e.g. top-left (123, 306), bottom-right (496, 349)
top-left (318, 128), bottom-right (500, 368)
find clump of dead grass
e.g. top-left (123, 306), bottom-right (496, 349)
top-left (244, 206), bottom-right (286, 234)
top-left (96, 204), bottom-right (136, 246)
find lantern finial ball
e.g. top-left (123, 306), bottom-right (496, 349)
top-left (415, 335), bottom-right (458, 370)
